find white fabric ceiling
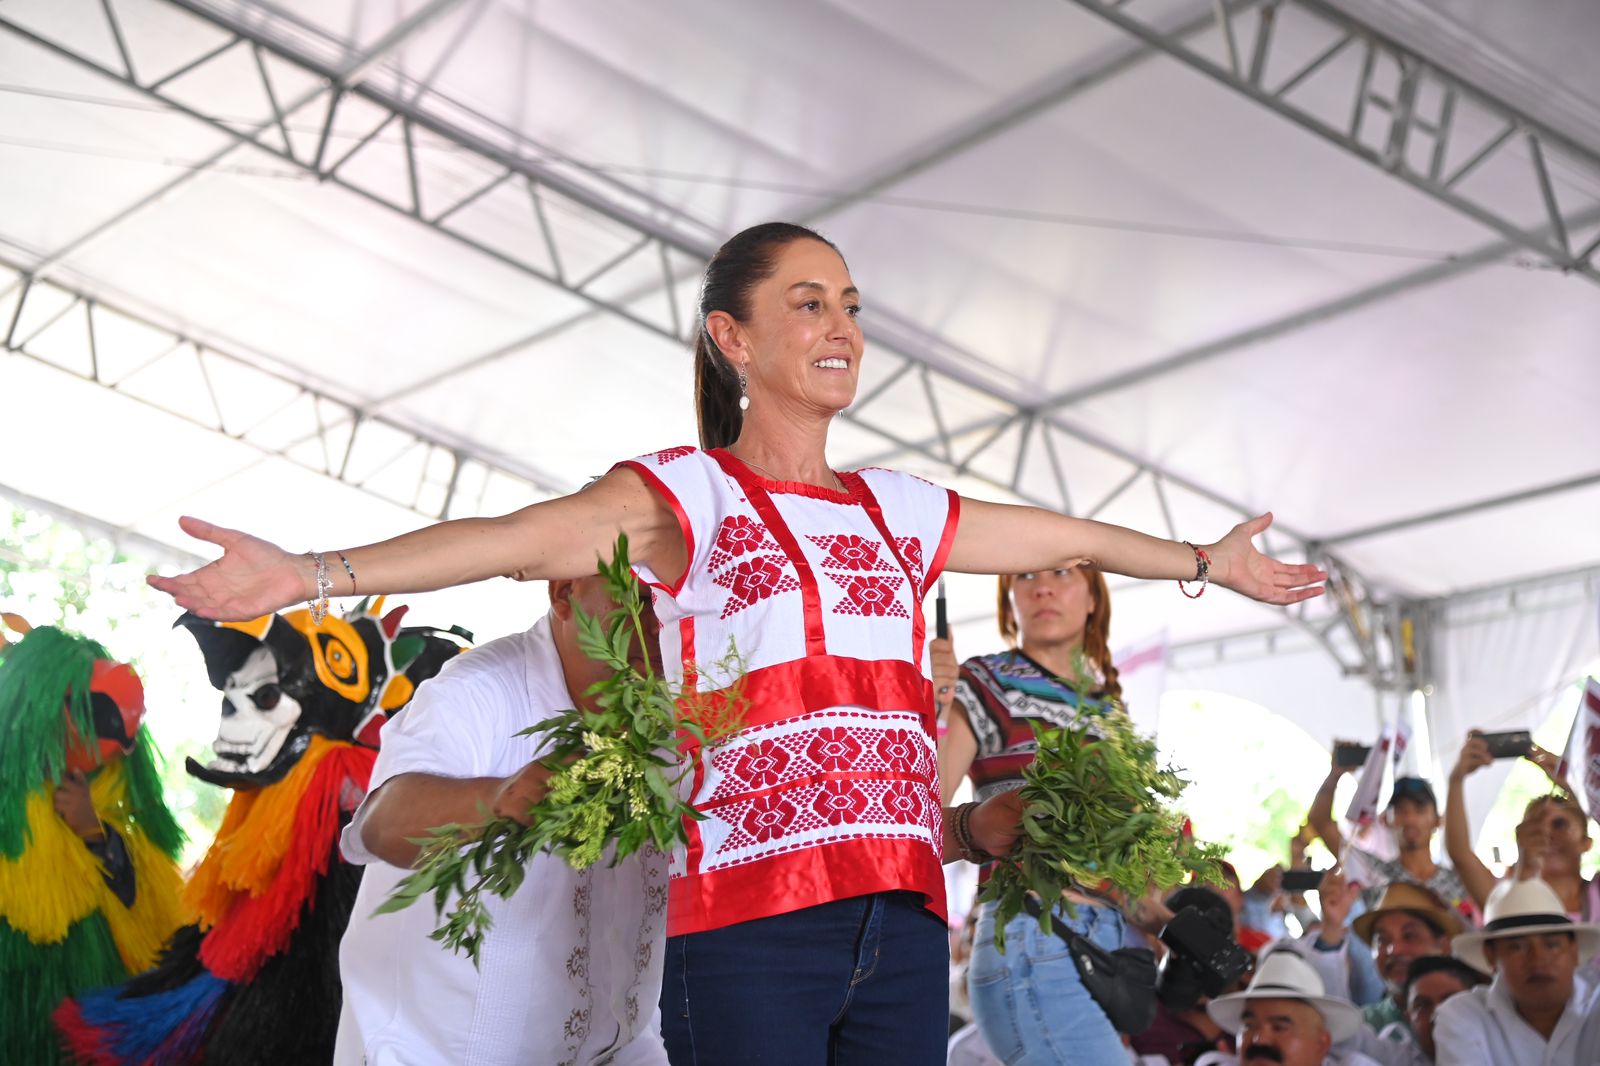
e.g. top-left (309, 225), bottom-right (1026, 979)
top-left (1, 0), bottom-right (1597, 695)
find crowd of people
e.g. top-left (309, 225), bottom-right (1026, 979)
top-left (931, 555), bottom-right (1600, 1066)
top-left (38, 218), bottom-right (1573, 1066)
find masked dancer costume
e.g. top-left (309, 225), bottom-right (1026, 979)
top-left (0, 621), bottom-right (186, 1066)
top-left (57, 600), bottom-right (467, 1066)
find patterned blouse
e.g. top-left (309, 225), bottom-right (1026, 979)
top-left (953, 649), bottom-right (1107, 801)
top-left (618, 446), bottom-right (960, 937)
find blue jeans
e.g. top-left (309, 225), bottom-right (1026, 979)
top-left (968, 899), bottom-right (1129, 1066)
top-left (660, 891), bottom-right (948, 1065)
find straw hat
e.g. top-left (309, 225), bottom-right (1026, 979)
top-left (1452, 878), bottom-right (1600, 973)
top-left (1207, 950), bottom-right (1362, 1043)
top-left (1351, 881), bottom-right (1464, 944)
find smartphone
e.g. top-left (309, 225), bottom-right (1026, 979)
top-left (934, 578), bottom-right (948, 641)
top-left (1334, 743), bottom-right (1372, 769)
top-left (1280, 869), bottom-right (1325, 893)
top-left (1480, 730), bottom-right (1534, 759)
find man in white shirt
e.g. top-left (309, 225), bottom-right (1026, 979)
top-left (1389, 956), bottom-right (1485, 1064)
top-left (1434, 878), bottom-right (1600, 1066)
top-left (334, 575), bottom-right (669, 1066)
top-left (1200, 950), bottom-right (1382, 1066)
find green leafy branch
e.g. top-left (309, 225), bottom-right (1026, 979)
top-left (374, 533), bottom-right (745, 963)
top-left (979, 652), bottom-right (1225, 951)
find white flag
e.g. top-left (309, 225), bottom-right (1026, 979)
top-left (1345, 727), bottom-right (1394, 830)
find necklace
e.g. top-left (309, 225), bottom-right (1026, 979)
top-left (732, 451), bottom-right (846, 493)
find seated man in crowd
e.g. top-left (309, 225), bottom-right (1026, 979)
top-left (1299, 873), bottom-right (1460, 1056)
top-left (1395, 957), bottom-right (1486, 1065)
top-left (1309, 763), bottom-right (1471, 918)
top-left (1434, 878), bottom-right (1600, 1065)
top-left (1199, 950), bottom-right (1382, 1066)
top-left (334, 576), bottom-right (669, 1066)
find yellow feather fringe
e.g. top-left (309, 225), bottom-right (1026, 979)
top-left (183, 735), bottom-right (340, 929)
top-left (0, 764), bottom-right (184, 972)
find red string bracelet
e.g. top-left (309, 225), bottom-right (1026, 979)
top-left (1179, 543), bottom-right (1210, 599)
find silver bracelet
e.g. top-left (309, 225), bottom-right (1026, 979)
top-left (305, 551), bottom-right (332, 623)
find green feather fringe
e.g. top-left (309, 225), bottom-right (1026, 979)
top-left (1, 913), bottom-right (127, 1066)
top-left (120, 726), bottom-right (185, 861)
top-left (0, 627), bottom-right (108, 859)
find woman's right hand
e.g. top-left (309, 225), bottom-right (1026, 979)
top-left (146, 516), bottom-right (308, 620)
top-left (1449, 732), bottom-right (1492, 784)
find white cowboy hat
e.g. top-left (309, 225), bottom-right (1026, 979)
top-left (1207, 950), bottom-right (1362, 1043)
top-left (1452, 878), bottom-right (1600, 973)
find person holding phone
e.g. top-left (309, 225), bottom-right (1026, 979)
top-left (1308, 752), bottom-right (1471, 919)
top-left (1444, 730), bottom-right (1586, 907)
top-left (1446, 732), bottom-right (1600, 983)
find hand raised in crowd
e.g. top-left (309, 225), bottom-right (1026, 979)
top-left (1315, 865), bottom-right (1358, 945)
top-left (1449, 731), bottom-right (1493, 783)
top-left (1326, 738), bottom-right (1364, 777)
top-left (490, 760), bottom-right (554, 825)
top-left (1513, 811), bottom-right (1551, 880)
top-left (147, 517), bottom-right (306, 621)
top-left (1249, 864), bottom-right (1283, 897)
top-left (930, 637), bottom-right (958, 719)
top-left (1523, 742), bottom-right (1577, 795)
top-left (53, 769), bottom-right (106, 843)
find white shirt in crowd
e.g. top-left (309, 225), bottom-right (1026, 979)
top-left (1194, 1052), bottom-right (1382, 1066)
top-left (1433, 973), bottom-right (1600, 1066)
top-left (334, 618), bottom-right (669, 1066)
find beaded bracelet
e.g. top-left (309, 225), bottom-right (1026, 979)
top-left (336, 550), bottom-right (357, 595)
top-left (1179, 541), bottom-right (1210, 599)
top-left (954, 800), bottom-right (995, 864)
top-left (305, 551), bottom-right (332, 623)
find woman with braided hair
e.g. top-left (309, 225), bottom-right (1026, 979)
top-left (149, 221), bottom-right (1323, 1064)
top-left (939, 565), bottom-right (1152, 1064)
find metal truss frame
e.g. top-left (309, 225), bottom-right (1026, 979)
top-left (1, 257), bottom-right (565, 519)
top-left (0, 0), bottom-right (1319, 549)
top-left (1062, 0), bottom-right (1600, 283)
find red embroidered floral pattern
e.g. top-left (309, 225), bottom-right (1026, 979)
top-left (812, 781), bottom-right (869, 826)
top-left (715, 515), bottom-right (774, 558)
top-left (875, 728), bottom-right (921, 768)
top-left (731, 739), bottom-right (791, 789)
top-left (804, 727), bottom-right (863, 772)
top-left (713, 556), bottom-right (801, 619)
top-left (649, 446), bottom-right (695, 464)
top-left (807, 534), bottom-right (890, 572)
top-left (894, 537), bottom-right (925, 589)
top-left (881, 780), bottom-right (924, 825)
top-left (742, 795), bottom-right (798, 843)
top-left (827, 572), bottom-right (909, 618)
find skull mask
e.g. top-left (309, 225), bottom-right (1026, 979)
top-left (178, 604), bottom-right (469, 789)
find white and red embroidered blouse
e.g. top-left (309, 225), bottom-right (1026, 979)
top-left (616, 446), bottom-right (960, 936)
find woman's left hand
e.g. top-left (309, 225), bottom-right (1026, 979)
top-left (1204, 513), bottom-right (1326, 606)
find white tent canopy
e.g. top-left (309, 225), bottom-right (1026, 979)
top-left (2, 0), bottom-right (1598, 799)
